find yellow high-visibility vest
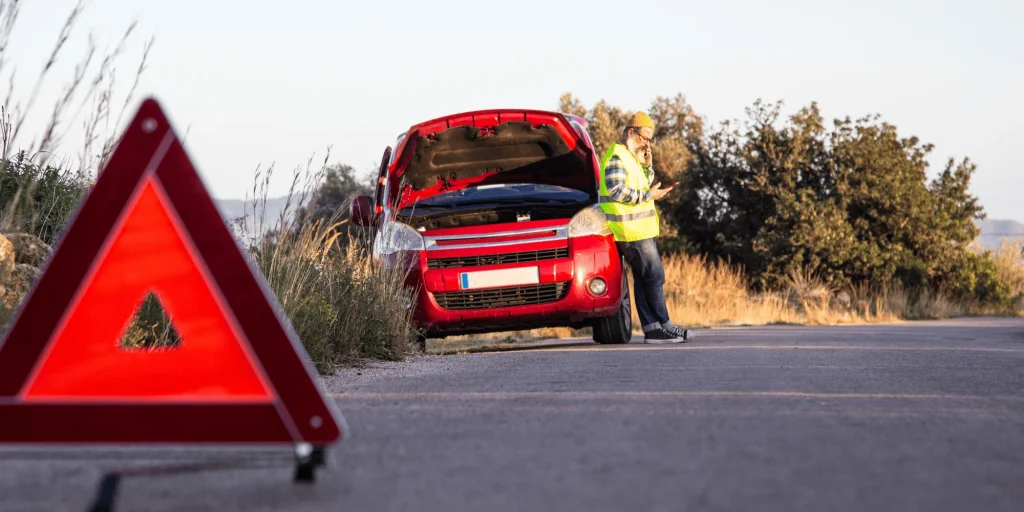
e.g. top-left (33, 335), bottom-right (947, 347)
top-left (598, 143), bottom-right (660, 242)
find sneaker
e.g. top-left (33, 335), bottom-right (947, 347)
top-left (643, 328), bottom-right (685, 344)
top-left (664, 325), bottom-right (694, 341)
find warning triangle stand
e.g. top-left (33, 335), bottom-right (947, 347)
top-left (0, 98), bottom-right (345, 485)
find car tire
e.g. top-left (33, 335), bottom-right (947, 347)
top-left (593, 262), bottom-right (632, 344)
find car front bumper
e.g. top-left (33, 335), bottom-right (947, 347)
top-left (407, 233), bottom-right (623, 337)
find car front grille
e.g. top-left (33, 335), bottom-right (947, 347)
top-left (427, 248), bottom-right (569, 269)
top-left (433, 282), bottom-right (570, 311)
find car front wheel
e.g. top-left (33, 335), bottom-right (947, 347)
top-left (593, 263), bottom-right (632, 344)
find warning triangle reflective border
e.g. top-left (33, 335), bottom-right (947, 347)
top-left (0, 98), bottom-right (344, 445)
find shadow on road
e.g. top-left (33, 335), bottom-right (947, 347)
top-left (432, 337), bottom-right (669, 355)
top-left (433, 338), bottom-right (603, 355)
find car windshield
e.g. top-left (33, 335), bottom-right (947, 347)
top-left (404, 183), bottom-right (591, 211)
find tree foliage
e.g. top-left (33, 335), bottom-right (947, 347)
top-left (291, 162), bottom-right (374, 247)
top-left (302, 163), bottom-right (374, 226)
top-left (678, 99), bottom-right (986, 297)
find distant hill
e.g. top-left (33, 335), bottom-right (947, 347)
top-left (216, 195), bottom-right (298, 224)
top-left (975, 219), bottom-right (1024, 251)
top-left (215, 194), bottom-right (305, 240)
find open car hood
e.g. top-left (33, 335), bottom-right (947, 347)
top-left (388, 110), bottom-right (596, 210)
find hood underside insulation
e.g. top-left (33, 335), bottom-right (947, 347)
top-left (401, 121), bottom-right (576, 191)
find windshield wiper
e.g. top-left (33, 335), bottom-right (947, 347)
top-left (406, 198), bottom-right (586, 212)
top-left (404, 203), bottom-right (455, 210)
top-left (527, 198), bottom-right (584, 204)
top-left (450, 198), bottom-right (584, 207)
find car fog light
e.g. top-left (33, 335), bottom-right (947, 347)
top-left (588, 277), bottom-right (607, 296)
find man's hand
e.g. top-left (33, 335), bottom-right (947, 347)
top-left (650, 182), bottom-right (674, 201)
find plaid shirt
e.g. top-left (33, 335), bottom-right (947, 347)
top-left (604, 154), bottom-right (655, 205)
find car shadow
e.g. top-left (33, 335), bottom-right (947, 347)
top-left (444, 336), bottom-right (651, 354)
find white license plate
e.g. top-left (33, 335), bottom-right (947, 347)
top-left (460, 267), bottom-right (540, 290)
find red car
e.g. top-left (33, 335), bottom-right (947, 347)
top-left (351, 109), bottom-right (632, 347)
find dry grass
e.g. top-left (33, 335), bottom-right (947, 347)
top-left (439, 249), bottom-right (1011, 350)
top-left (990, 240), bottom-right (1024, 314)
top-left (655, 254), bottom-right (791, 327)
top-left (119, 293), bottom-right (181, 350)
top-left (650, 252), bottom-right (1021, 327)
top-left (233, 156), bottom-right (419, 372)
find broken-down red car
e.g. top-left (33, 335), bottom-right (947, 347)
top-left (351, 109), bottom-right (632, 347)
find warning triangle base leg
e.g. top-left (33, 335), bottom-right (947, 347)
top-left (86, 473), bottom-right (121, 512)
top-left (80, 449), bottom-right (323, 511)
top-left (293, 444), bottom-right (326, 483)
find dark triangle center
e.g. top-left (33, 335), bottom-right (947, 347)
top-left (120, 292), bottom-right (182, 350)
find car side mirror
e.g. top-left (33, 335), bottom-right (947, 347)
top-left (350, 195), bottom-right (374, 227)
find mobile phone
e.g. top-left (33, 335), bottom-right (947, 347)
top-left (664, 181), bottom-right (680, 189)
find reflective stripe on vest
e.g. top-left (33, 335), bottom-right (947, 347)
top-left (597, 143), bottom-right (660, 242)
top-left (604, 210), bottom-right (657, 223)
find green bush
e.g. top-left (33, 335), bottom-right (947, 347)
top-left (943, 252), bottom-right (1016, 312)
top-left (0, 153), bottom-right (91, 245)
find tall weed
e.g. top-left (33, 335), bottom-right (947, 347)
top-left (990, 240), bottom-right (1024, 314)
top-left (233, 157), bottom-right (418, 372)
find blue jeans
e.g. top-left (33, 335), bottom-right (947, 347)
top-left (616, 237), bottom-right (674, 333)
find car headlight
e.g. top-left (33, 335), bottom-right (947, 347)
top-left (568, 204), bottom-right (612, 238)
top-left (373, 220), bottom-right (425, 257)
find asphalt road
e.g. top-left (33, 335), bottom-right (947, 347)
top-left (2, 318), bottom-right (1024, 511)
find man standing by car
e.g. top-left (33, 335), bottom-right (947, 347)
top-left (598, 111), bottom-right (694, 344)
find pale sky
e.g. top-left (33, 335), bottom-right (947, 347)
top-left (7, 0), bottom-right (1023, 220)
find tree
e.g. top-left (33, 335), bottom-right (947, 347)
top-left (678, 97), bottom-right (988, 297)
top-left (677, 100), bottom-right (855, 290)
top-left (284, 162), bottom-right (375, 252)
top-left (303, 163), bottom-right (374, 227)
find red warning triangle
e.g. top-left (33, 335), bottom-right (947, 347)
top-left (24, 179), bottom-right (272, 401)
top-left (0, 98), bottom-right (343, 445)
